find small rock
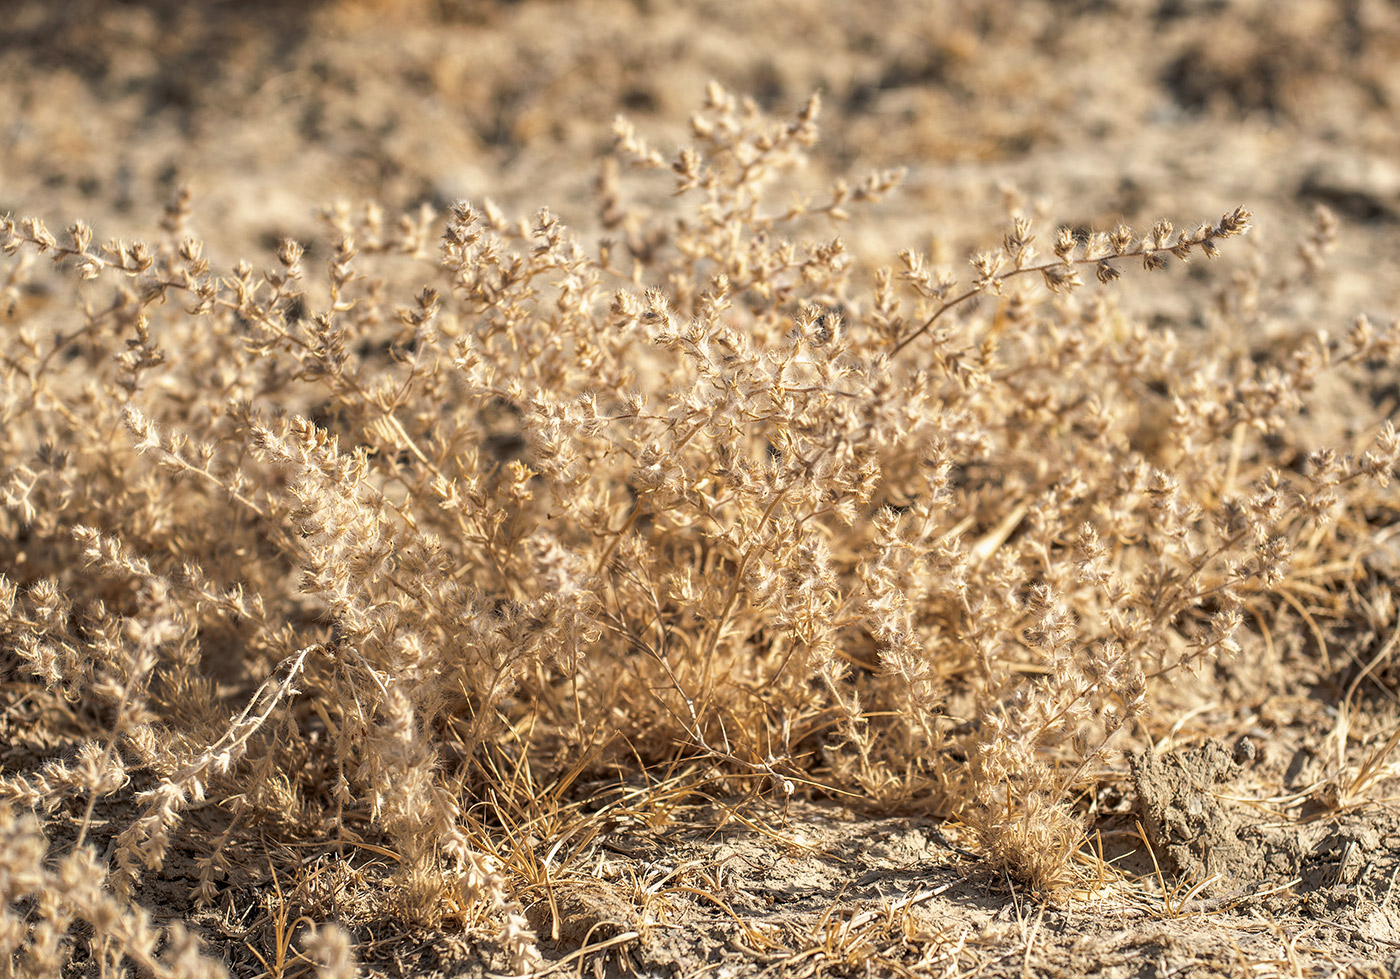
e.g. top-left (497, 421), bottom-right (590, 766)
top-left (1131, 740), bottom-right (1258, 882)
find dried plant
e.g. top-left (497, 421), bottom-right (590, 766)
top-left (1, 84), bottom-right (1397, 973)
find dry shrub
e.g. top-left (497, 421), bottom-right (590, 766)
top-left (1, 84), bottom-right (1397, 970)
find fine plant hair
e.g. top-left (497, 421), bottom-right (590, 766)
top-left (2, 83), bottom-right (1399, 972)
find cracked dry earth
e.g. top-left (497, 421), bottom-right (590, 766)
top-left (520, 751), bottom-right (1400, 979)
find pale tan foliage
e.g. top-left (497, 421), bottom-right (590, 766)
top-left (1, 86), bottom-right (1397, 971)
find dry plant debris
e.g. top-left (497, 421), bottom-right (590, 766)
top-left (3, 3), bottom-right (1400, 977)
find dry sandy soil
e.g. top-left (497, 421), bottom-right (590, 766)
top-left (4, 0), bottom-right (1400, 976)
